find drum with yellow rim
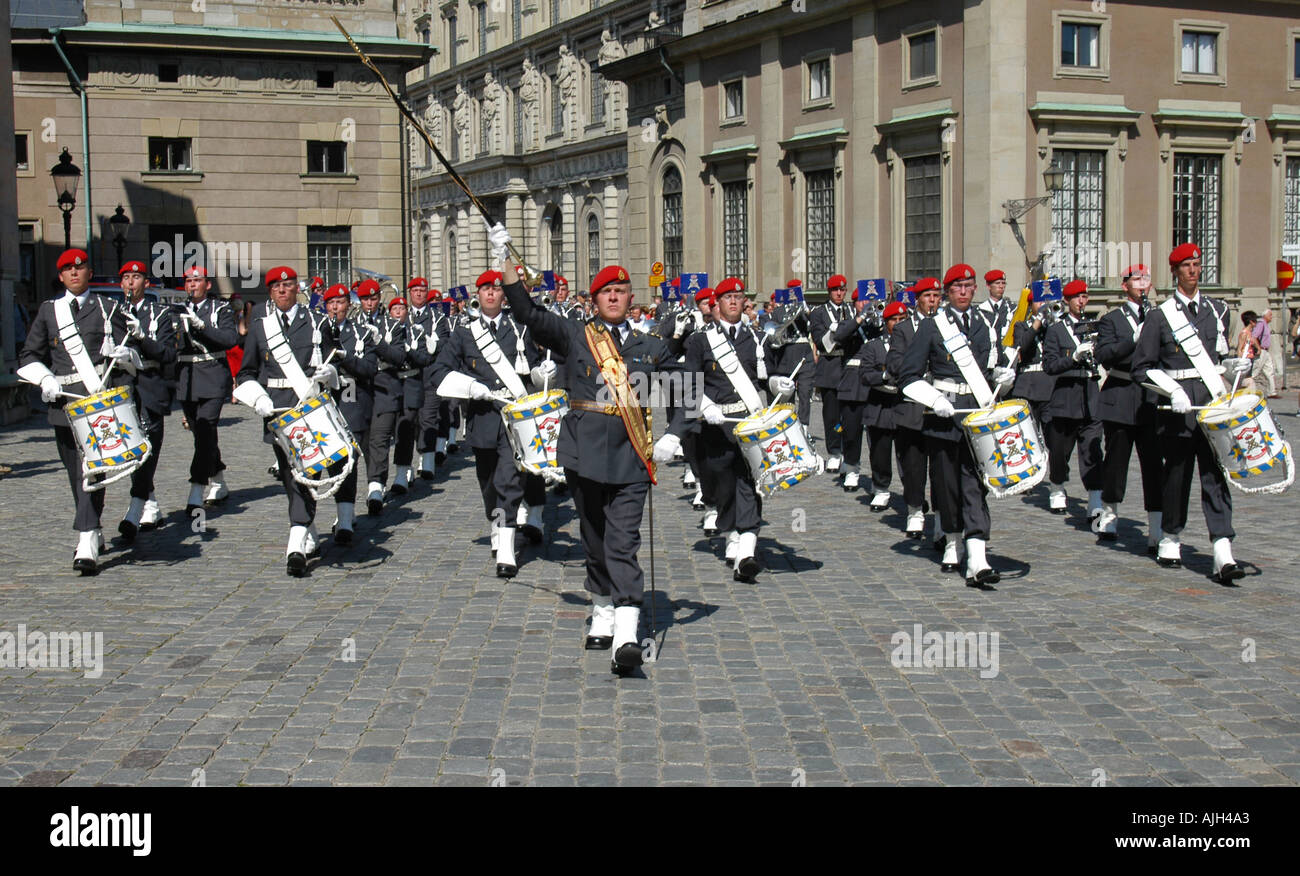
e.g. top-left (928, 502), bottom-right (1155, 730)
top-left (961, 399), bottom-right (1046, 498)
top-left (269, 390), bottom-right (360, 500)
top-left (733, 404), bottom-right (821, 496)
top-left (502, 389), bottom-right (568, 480)
top-left (64, 384), bottom-right (152, 492)
top-left (1197, 389), bottom-right (1293, 495)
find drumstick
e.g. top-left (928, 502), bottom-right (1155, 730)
top-left (543, 350), bottom-right (552, 396)
top-left (761, 359), bottom-right (805, 417)
top-left (1157, 404), bottom-right (1213, 412)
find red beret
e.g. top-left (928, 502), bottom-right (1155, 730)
top-left (695, 286), bottom-right (716, 305)
top-left (309, 276), bottom-right (326, 290)
top-left (787, 279), bottom-right (802, 288)
top-left (388, 297), bottom-right (406, 310)
top-left (1169, 243), bottom-right (1201, 267)
top-left (715, 277), bottom-right (745, 297)
top-left (827, 274), bottom-right (848, 291)
top-left (882, 301), bottom-right (908, 320)
top-left (942, 264), bottom-right (977, 286)
top-left (984, 269), bottom-right (1005, 284)
top-left (1122, 264), bottom-right (1150, 281)
top-left (118, 260), bottom-right (147, 276)
top-left (407, 277), bottom-right (428, 290)
top-left (555, 275), bottom-right (568, 286)
top-left (184, 265), bottom-right (209, 279)
top-left (56, 249), bottom-right (90, 271)
top-left (1063, 279), bottom-right (1088, 298)
top-left (912, 277), bottom-right (941, 294)
top-left (590, 265), bottom-right (631, 293)
top-left (264, 265), bottom-right (296, 285)
top-left (476, 270), bottom-right (502, 288)
top-left (429, 289), bottom-right (443, 300)
top-left (357, 278), bottom-right (381, 297)
top-left (322, 284), bottom-right (349, 303)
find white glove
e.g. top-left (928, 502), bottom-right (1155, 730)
top-left (1072, 341), bottom-right (1094, 362)
top-left (485, 221), bottom-right (512, 265)
top-left (652, 433), bottom-right (681, 464)
top-left (124, 311), bottom-right (145, 340)
top-left (469, 381), bottom-right (494, 401)
top-left (992, 366), bottom-right (1016, 390)
top-left (40, 376), bottom-right (61, 404)
top-left (932, 395), bottom-right (956, 418)
top-left (310, 363), bottom-right (339, 391)
top-left (1221, 357), bottom-right (1252, 377)
top-left (110, 344), bottom-right (143, 372)
top-left (425, 333), bottom-right (438, 355)
top-left (182, 311), bottom-right (205, 330)
top-left (768, 375), bottom-right (795, 396)
top-left (673, 312), bottom-right (689, 339)
top-left (703, 405), bottom-right (727, 426)
top-left (1170, 388), bottom-right (1192, 415)
top-left (254, 396), bottom-right (275, 418)
top-left (530, 360), bottom-right (558, 385)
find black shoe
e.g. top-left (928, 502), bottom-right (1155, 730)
top-left (521, 524), bottom-right (543, 544)
top-left (287, 553), bottom-right (306, 577)
top-left (736, 556), bottom-right (761, 579)
top-left (390, 483), bottom-right (407, 496)
top-left (368, 497), bottom-right (383, 516)
top-left (703, 527), bottom-right (717, 537)
top-left (185, 504), bottom-right (202, 517)
top-left (418, 470), bottom-right (433, 481)
top-left (118, 519), bottom-right (137, 545)
top-left (906, 530), bottom-right (923, 540)
top-left (73, 557), bottom-right (98, 576)
top-left (585, 635), bottom-right (613, 651)
top-left (334, 527), bottom-right (353, 547)
top-left (267, 464), bottom-right (280, 477)
top-left (139, 519), bottom-right (159, 532)
top-left (1216, 563), bottom-right (1245, 583)
top-left (1050, 507), bottom-right (1067, 516)
top-left (448, 443), bottom-right (459, 454)
top-left (1097, 532), bottom-right (1118, 542)
top-left (869, 501), bottom-right (889, 513)
top-left (203, 497), bottom-right (226, 508)
top-left (496, 563), bottom-right (517, 578)
top-left (611, 642), bottom-right (643, 675)
top-left (1157, 557), bottom-right (1182, 568)
top-left (969, 567), bottom-right (1000, 586)
top-left (966, 576), bottom-right (998, 591)
top-left (435, 451), bottom-right (447, 466)
top-left (941, 561), bottom-right (962, 573)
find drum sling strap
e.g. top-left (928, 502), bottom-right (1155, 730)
top-left (585, 322), bottom-right (656, 483)
top-left (468, 319), bottom-right (527, 399)
top-left (263, 312), bottom-right (314, 401)
top-left (933, 308), bottom-right (995, 409)
top-left (54, 297), bottom-right (106, 394)
top-left (1159, 298), bottom-right (1226, 398)
top-left (707, 324), bottom-right (763, 415)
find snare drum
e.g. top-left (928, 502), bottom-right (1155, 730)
top-left (733, 404), bottom-right (821, 496)
top-left (961, 399), bottom-right (1047, 498)
top-left (64, 384), bottom-right (152, 492)
top-left (1197, 390), bottom-right (1294, 495)
top-left (502, 389), bottom-right (568, 478)
top-left (269, 391), bottom-right (359, 500)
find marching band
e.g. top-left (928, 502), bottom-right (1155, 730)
top-left (18, 236), bottom-right (1287, 672)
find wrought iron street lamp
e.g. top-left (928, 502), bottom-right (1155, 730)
top-left (1003, 160), bottom-right (1067, 275)
top-left (109, 204), bottom-right (131, 266)
top-left (50, 147), bottom-right (82, 251)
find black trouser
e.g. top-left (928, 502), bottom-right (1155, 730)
top-left (819, 388), bottom-right (842, 457)
top-left (129, 410), bottom-right (166, 501)
top-left (569, 472), bottom-right (648, 607)
top-left (472, 428), bottom-right (525, 523)
top-left (55, 425), bottom-right (106, 531)
top-left (1161, 430), bottom-right (1234, 541)
top-left (367, 405), bottom-right (411, 484)
top-left (700, 424), bottom-right (762, 533)
top-left (896, 426), bottom-right (928, 508)
top-left (418, 389), bottom-right (440, 454)
top-left (181, 397), bottom-right (225, 485)
top-left (794, 362), bottom-right (813, 426)
top-left (840, 399), bottom-right (866, 469)
top-left (927, 435), bottom-right (991, 540)
top-left (332, 429), bottom-right (367, 504)
top-left (867, 426), bottom-right (898, 493)
top-left (1101, 420), bottom-right (1163, 510)
top-left (272, 443), bottom-right (315, 526)
top-left (1046, 415), bottom-right (1103, 490)
top-left (524, 472), bottom-right (546, 508)
top-left (435, 400), bottom-right (453, 440)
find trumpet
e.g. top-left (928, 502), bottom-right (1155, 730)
top-left (762, 302), bottom-right (810, 347)
top-left (540, 293), bottom-right (554, 308)
top-left (1039, 300), bottom-right (1066, 327)
top-left (467, 298), bottom-right (482, 316)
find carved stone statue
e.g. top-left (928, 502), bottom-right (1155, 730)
top-left (423, 96), bottom-right (443, 153)
top-left (556, 43), bottom-right (581, 142)
top-left (519, 57), bottom-right (542, 152)
top-left (482, 71), bottom-right (506, 155)
top-left (452, 82), bottom-right (471, 157)
top-left (598, 31), bottom-right (627, 132)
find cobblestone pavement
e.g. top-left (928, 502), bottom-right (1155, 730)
top-left (1, 387), bottom-right (1299, 787)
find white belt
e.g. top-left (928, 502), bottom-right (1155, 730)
top-left (397, 368), bottom-right (419, 378)
top-left (933, 379), bottom-right (971, 394)
top-left (1168, 366), bottom-right (1223, 380)
top-left (181, 352), bottom-right (220, 364)
top-left (267, 378), bottom-right (294, 389)
top-left (1021, 363), bottom-right (1043, 373)
top-left (718, 401), bottom-right (749, 415)
top-left (845, 358), bottom-right (862, 367)
top-left (57, 372), bottom-right (94, 386)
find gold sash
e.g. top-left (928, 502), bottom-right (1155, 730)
top-left (584, 322), bottom-right (656, 483)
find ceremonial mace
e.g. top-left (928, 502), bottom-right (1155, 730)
top-left (330, 16), bottom-right (542, 288)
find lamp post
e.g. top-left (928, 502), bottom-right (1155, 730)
top-left (1003, 160), bottom-right (1067, 277)
top-left (50, 147), bottom-right (82, 251)
top-left (109, 204), bottom-right (131, 267)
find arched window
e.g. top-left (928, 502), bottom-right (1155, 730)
top-left (445, 228), bottom-right (458, 287)
top-left (586, 213), bottom-right (601, 287)
top-left (546, 205), bottom-right (563, 271)
top-left (661, 165), bottom-right (683, 281)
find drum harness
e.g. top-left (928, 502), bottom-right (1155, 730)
top-left (705, 321), bottom-right (765, 419)
top-left (932, 307), bottom-right (995, 409)
top-left (53, 296), bottom-right (115, 391)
